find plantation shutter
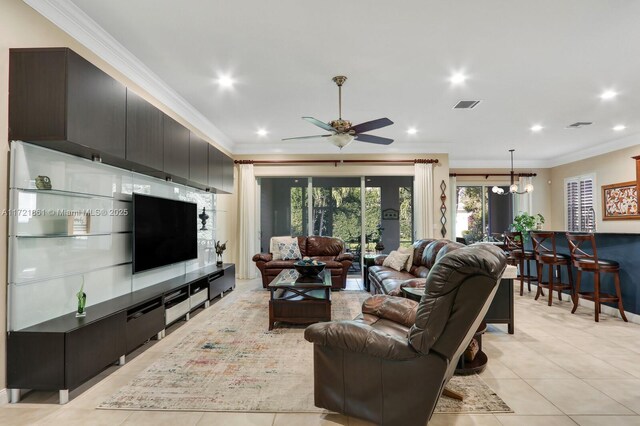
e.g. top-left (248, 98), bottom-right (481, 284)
top-left (566, 175), bottom-right (594, 231)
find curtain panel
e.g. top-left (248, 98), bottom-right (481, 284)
top-left (237, 163), bottom-right (259, 279)
top-left (414, 163), bottom-right (434, 239)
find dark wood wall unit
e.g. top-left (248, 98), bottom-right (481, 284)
top-left (126, 89), bottom-right (164, 171)
top-left (7, 263), bottom-right (236, 400)
top-left (189, 132), bottom-right (209, 187)
top-left (9, 47), bottom-right (235, 193)
top-left (163, 114), bottom-right (190, 178)
top-left (7, 332), bottom-right (65, 390)
top-left (9, 48), bottom-right (68, 141)
top-left (8, 48), bottom-right (126, 157)
top-left (66, 50), bottom-right (126, 158)
top-left (65, 312), bottom-right (126, 390)
top-left (208, 144), bottom-right (223, 190)
top-left (209, 264), bottom-right (236, 298)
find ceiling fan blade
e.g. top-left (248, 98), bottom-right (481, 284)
top-left (302, 117), bottom-right (336, 132)
top-left (282, 134), bottom-right (332, 141)
top-left (355, 133), bottom-right (394, 145)
top-left (350, 117), bottom-right (394, 134)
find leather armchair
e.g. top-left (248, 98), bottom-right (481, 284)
top-left (305, 244), bottom-right (507, 426)
top-left (253, 236), bottom-right (353, 289)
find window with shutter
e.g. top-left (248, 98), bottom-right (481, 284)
top-left (565, 174), bottom-right (595, 231)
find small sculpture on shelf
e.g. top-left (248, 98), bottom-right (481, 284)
top-left (76, 279), bottom-right (87, 318)
top-left (198, 207), bottom-right (209, 231)
top-left (35, 175), bottom-right (52, 190)
top-left (215, 240), bottom-right (227, 266)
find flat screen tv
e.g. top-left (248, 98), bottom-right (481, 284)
top-left (132, 194), bottom-right (198, 274)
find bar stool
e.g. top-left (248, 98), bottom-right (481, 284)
top-left (504, 231), bottom-right (539, 296)
top-left (530, 232), bottom-right (573, 306)
top-left (566, 233), bottom-right (627, 322)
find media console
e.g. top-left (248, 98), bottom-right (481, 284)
top-left (7, 263), bottom-right (235, 404)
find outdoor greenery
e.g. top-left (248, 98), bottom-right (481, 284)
top-left (458, 186), bottom-right (488, 243)
top-left (399, 187), bottom-right (413, 246)
top-left (288, 184), bottom-right (412, 251)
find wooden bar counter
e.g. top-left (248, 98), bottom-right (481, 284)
top-left (527, 231), bottom-right (640, 316)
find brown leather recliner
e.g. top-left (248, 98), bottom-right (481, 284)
top-left (304, 244), bottom-right (507, 426)
top-left (252, 236), bottom-right (353, 290)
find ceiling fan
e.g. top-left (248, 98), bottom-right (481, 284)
top-left (283, 75), bottom-right (394, 149)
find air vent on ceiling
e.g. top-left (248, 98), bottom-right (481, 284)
top-left (453, 100), bottom-right (481, 109)
top-left (566, 121), bottom-right (593, 128)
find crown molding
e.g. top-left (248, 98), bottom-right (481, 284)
top-left (544, 133), bottom-right (640, 168)
top-left (23, 0), bottom-right (234, 151)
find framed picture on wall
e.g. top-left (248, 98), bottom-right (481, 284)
top-left (67, 213), bottom-right (92, 234)
top-left (602, 181), bottom-right (639, 220)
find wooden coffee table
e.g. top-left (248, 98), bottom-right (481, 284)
top-left (268, 269), bottom-right (332, 330)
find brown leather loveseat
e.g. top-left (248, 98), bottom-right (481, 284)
top-left (369, 238), bottom-right (465, 295)
top-left (305, 243), bottom-right (507, 426)
top-left (252, 236), bottom-right (353, 290)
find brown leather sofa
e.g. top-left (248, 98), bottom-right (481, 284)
top-left (252, 236), bottom-right (353, 290)
top-left (304, 243), bottom-right (507, 426)
top-left (369, 238), bottom-right (466, 295)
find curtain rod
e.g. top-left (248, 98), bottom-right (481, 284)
top-left (449, 172), bottom-right (537, 178)
top-left (235, 159), bottom-right (439, 165)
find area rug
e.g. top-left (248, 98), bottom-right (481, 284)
top-left (98, 289), bottom-right (511, 414)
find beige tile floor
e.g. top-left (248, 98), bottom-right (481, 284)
top-left (2, 277), bottom-right (640, 425)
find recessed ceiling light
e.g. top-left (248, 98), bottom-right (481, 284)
top-left (256, 128), bottom-right (268, 136)
top-left (613, 124), bottom-right (626, 131)
top-left (530, 124), bottom-right (544, 132)
top-left (407, 127), bottom-right (418, 135)
top-left (600, 90), bottom-right (618, 100)
top-left (449, 72), bottom-right (467, 85)
top-left (216, 74), bottom-right (235, 88)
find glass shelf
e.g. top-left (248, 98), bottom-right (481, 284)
top-left (14, 231), bottom-right (131, 238)
top-left (13, 187), bottom-right (118, 200)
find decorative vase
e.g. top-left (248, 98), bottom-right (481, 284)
top-left (216, 253), bottom-right (223, 266)
top-left (198, 207), bottom-right (209, 231)
top-left (76, 292), bottom-right (87, 318)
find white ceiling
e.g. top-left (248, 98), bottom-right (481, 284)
top-left (53, 0), bottom-right (640, 166)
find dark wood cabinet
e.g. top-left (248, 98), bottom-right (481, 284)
top-left (189, 132), bottom-right (209, 187)
top-left (8, 264), bottom-right (235, 403)
top-left (163, 114), bottom-right (190, 178)
top-left (484, 278), bottom-right (515, 334)
top-left (9, 48), bottom-right (126, 158)
top-left (9, 47), bottom-right (230, 192)
top-left (208, 144), bottom-right (223, 189)
top-left (126, 89), bottom-right (163, 171)
top-left (209, 264), bottom-right (236, 298)
top-left (65, 312), bottom-right (126, 389)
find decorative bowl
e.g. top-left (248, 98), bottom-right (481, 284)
top-left (293, 260), bottom-right (326, 277)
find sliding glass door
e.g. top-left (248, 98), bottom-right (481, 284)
top-left (455, 185), bottom-right (512, 244)
top-left (260, 176), bottom-right (413, 273)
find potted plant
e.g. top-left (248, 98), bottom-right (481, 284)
top-left (511, 212), bottom-right (545, 241)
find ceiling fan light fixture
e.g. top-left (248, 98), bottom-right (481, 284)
top-left (328, 134), bottom-right (354, 149)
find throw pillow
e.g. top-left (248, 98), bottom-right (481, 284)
top-left (382, 250), bottom-right (410, 272)
top-left (270, 236), bottom-right (296, 260)
top-left (278, 240), bottom-right (302, 260)
top-left (398, 246), bottom-right (414, 271)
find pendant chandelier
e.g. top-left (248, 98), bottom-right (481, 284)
top-left (492, 149), bottom-right (534, 195)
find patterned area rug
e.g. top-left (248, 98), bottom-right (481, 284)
top-left (99, 290), bottom-right (511, 414)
